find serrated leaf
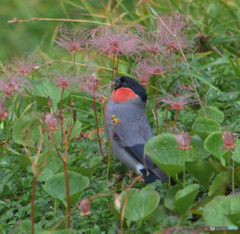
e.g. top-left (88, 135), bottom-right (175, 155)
top-left (192, 117), bottom-right (221, 133)
top-left (198, 106), bottom-right (224, 123)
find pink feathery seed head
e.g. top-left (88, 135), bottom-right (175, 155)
top-left (221, 131), bottom-right (236, 149)
top-left (44, 112), bottom-right (60, 132)
top-left (90, 25), bottom-right (138, 58)
top-left (7, 53), bottom-right (41, 76)
top-left (0, 72), bottom-right (32, 98)
top-left (156, 11), bottom-right (194, 53)
top-left (137, 30), bottom-right (166, 56)
top-left (175, 132), bottom-right (192, 150)
top-left (54, 73), bottom-right (76, 90)
top-left (141, 58), bottom-right (168, 76)
top-left (54, 24), bottom-right (88, 54)
top-left (79, 70), bottom-right (101, 97)
top-left (159, 90), bottom-right (195, 110)
top-left (133, 63), bottom-right (152, 85)
top-left (0, 99), bottom-right (8, 121)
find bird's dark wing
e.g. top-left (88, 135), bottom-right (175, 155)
top-left (123, 144), bottom-right (169, 183)
top-left (123, 144), bottom-right (157, 170)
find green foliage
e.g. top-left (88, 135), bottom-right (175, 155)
top-left (203, 195), bottom-right (240, 226)
top-left (0, 0), bottom-right (240, 233)
top-left (43, 171), bottom-right (89, 206)
top-left (120, 188), bottom-right (160, 221)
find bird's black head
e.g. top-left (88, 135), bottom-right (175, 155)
top-left (114, 76), bottom-right (147, 102)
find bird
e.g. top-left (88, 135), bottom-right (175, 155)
top-left (104, 76), bottom-right (168, 183)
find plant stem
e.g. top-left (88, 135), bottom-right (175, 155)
top-left (155, 76), bottom-right (159, 134)
top-left (73, 53), bottom-right (76, 72)
top-left (231, 149), bottom-right (235, 194)
top-left (3, 118), bottom-right (10, 154)
top-left (174, 174), bottom-right (183, 189)
top-left (93, 93), bottom-right (105, 162)
top-left (183, 150), bottom-right (186, 187)
top-left (107, 124), bottom-right (116, 180)
top-left (165, 108), bottom-right (169, 133)
top-left (165, 74), bottom-right (168, 93)
top-left (8, 17), bottom-right (111, 26)
top-left (173, 109), bottom-right (178, 134)
top-left (60, 89), bottom-right (65, 152)
top-left (116, 54), bottom-right (119, 77)
top-left (147, 82), bottom-right (151, 117)
top-left (53, 199), bottom-right (57, 218)
top-left (111, 52), bottom-right (116, 82)
top-left (120, 189), bottom-right (130, 234)
top-left (63, 162), bottom-right (70, 228)
top-left (31, 174), bottom-right (37, 234)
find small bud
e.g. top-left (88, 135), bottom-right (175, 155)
top-left (221, 131), bottom-right (236, 149)
top-left (78, 198), bottom-right (91, 216)
top-left (175, 132), bottom-right (192, 150)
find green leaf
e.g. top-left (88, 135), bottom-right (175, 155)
top-left (26, 150), bottom-right (73, 182)
top-left (17, 154), bottom-right (32, 171)
top-left (89, 156), bottom-right (103, 167)
top-left (12, 220), bottom-right (42, 233)
top-left (69, 167), bottom-right (96, 179)
top-left (192, 117), bottom-right (221, 133)
top-left (233, 141), bottom-right (240, 163)
top-left (43, 171), bottom-right (89, 206)
top-left (145, 133), bottom-right (184, 177)
top-left (208, 172), bottom-right (228, 196)
top-left (54, 119), bottom-right (82, 144)
top-left (174, 184), bottom-right (200, 215)
top-left (186, 159), bottom-right (214, 189)
top-left (121, 188), bottom-right (160, 222)
top-left (12, 113), bottom-right (47, 148)
top-left (187, 135), bottom-right (210, 161)
top-left (203, 195), bottom-right (240, 226)
top-left (204, 132), bottom-right (228, 159)
top-left (31, 78), bottom-right (71, 110)
top-left (164, 185), bottom-right (180, 211)
top-left (198, 106), bottom-right (224, 123)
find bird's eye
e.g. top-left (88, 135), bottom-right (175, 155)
top-left (122, 82), bottom-right (127, 87)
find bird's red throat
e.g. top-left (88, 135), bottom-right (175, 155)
top-left (110, 88), bottom-right (136, 103)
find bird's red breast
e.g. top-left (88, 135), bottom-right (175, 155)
top-left (110, 88), bottom-right (136, 103)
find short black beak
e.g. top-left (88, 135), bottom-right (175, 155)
top-left (115, 77), bottom-right (121, 89)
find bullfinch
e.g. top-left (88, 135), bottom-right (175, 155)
top-left (105, 76), bottom-right (168, 183)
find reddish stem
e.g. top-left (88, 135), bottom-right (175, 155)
top-left (116, 54), bottom-right (119, 77)
top-left (147, 82), bottom-right (151, 117)
top-left (93, 93), bottom-right (106, 163)
top-left (165, 108), bottom-right (169, 133)
top-left (173, 109), bottom-right (178, 134)
top-left (155, 76), bottom-right (159, 134)
top-left (31, 174), bottom-right (37, 234)
top-left (60, 89), bottom-right (64, 151)
top-left (63, 161), bottom-right (70, 228)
